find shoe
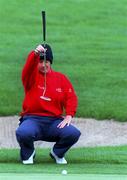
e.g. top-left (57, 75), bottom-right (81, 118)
top-left (50, 149), bottom-right (67, 164)
top-left (22, 150), bottom-right (35, 165)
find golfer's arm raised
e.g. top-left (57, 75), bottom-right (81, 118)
top-left (22, 51), bottom-right (39, 92)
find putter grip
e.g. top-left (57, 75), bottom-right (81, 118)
top-left (42, 11), bottom-right (46, 42)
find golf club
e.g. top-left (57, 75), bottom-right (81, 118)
top-left (40, 11), bottom-right (51, 101)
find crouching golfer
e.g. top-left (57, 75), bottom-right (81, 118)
top-left (16, 44), bottom-right (81, 165)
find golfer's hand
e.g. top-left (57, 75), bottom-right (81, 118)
top-left (35, 44), bottom-right (45, 54)
top-left (57, 115), bottom-right (72, 129)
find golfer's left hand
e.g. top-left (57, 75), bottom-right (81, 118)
top-left (57, 115), bottom-right (72, 129)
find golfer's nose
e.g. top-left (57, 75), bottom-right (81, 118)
top-left (42, 61), bottom-right (45, 67)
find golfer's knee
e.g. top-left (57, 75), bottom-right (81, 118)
top-left (63, 128), bottom-right (81, 144)
top-left (71, 129), bottom-right (81, 142)
top-left (16, 128), bottom-right (32, 142)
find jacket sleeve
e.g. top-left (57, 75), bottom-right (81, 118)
top-left (22, 51), bottom-right (39, 93)
top-left (62, 75), bottom-right (78, 117)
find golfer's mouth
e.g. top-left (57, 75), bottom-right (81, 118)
top-left (39, 68), bottom-right (48, 73)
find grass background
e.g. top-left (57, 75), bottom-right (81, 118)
top-left (0, 0), bottom-right (127, 121)
top-left (1, 1), bottom-right (127, 176)
top-left (0, 147), bottom-right (127, 174)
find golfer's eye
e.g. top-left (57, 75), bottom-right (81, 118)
top-left (46, 61), bottom-right (50, 64)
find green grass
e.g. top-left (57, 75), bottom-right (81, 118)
top-left (1, 174), bottom-right (127, 180)
top-left (1, 146), bottom-right (127, 174)
top-left (1, 0), bottom-right (127, 120)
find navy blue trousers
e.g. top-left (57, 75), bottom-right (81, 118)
top-left (16, 115), bottom-right (81, 160)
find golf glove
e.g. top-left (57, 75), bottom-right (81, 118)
top-left (35, 44), bottom-right (45, 54)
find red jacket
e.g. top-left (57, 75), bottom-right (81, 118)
top-left (21, 51), bottom-right (78, 117)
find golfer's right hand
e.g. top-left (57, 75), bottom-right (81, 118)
top-left (35, 44), bottom-right (45, 54)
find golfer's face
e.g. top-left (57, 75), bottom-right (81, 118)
top-left (38, 60), bottom-right (51, 73)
